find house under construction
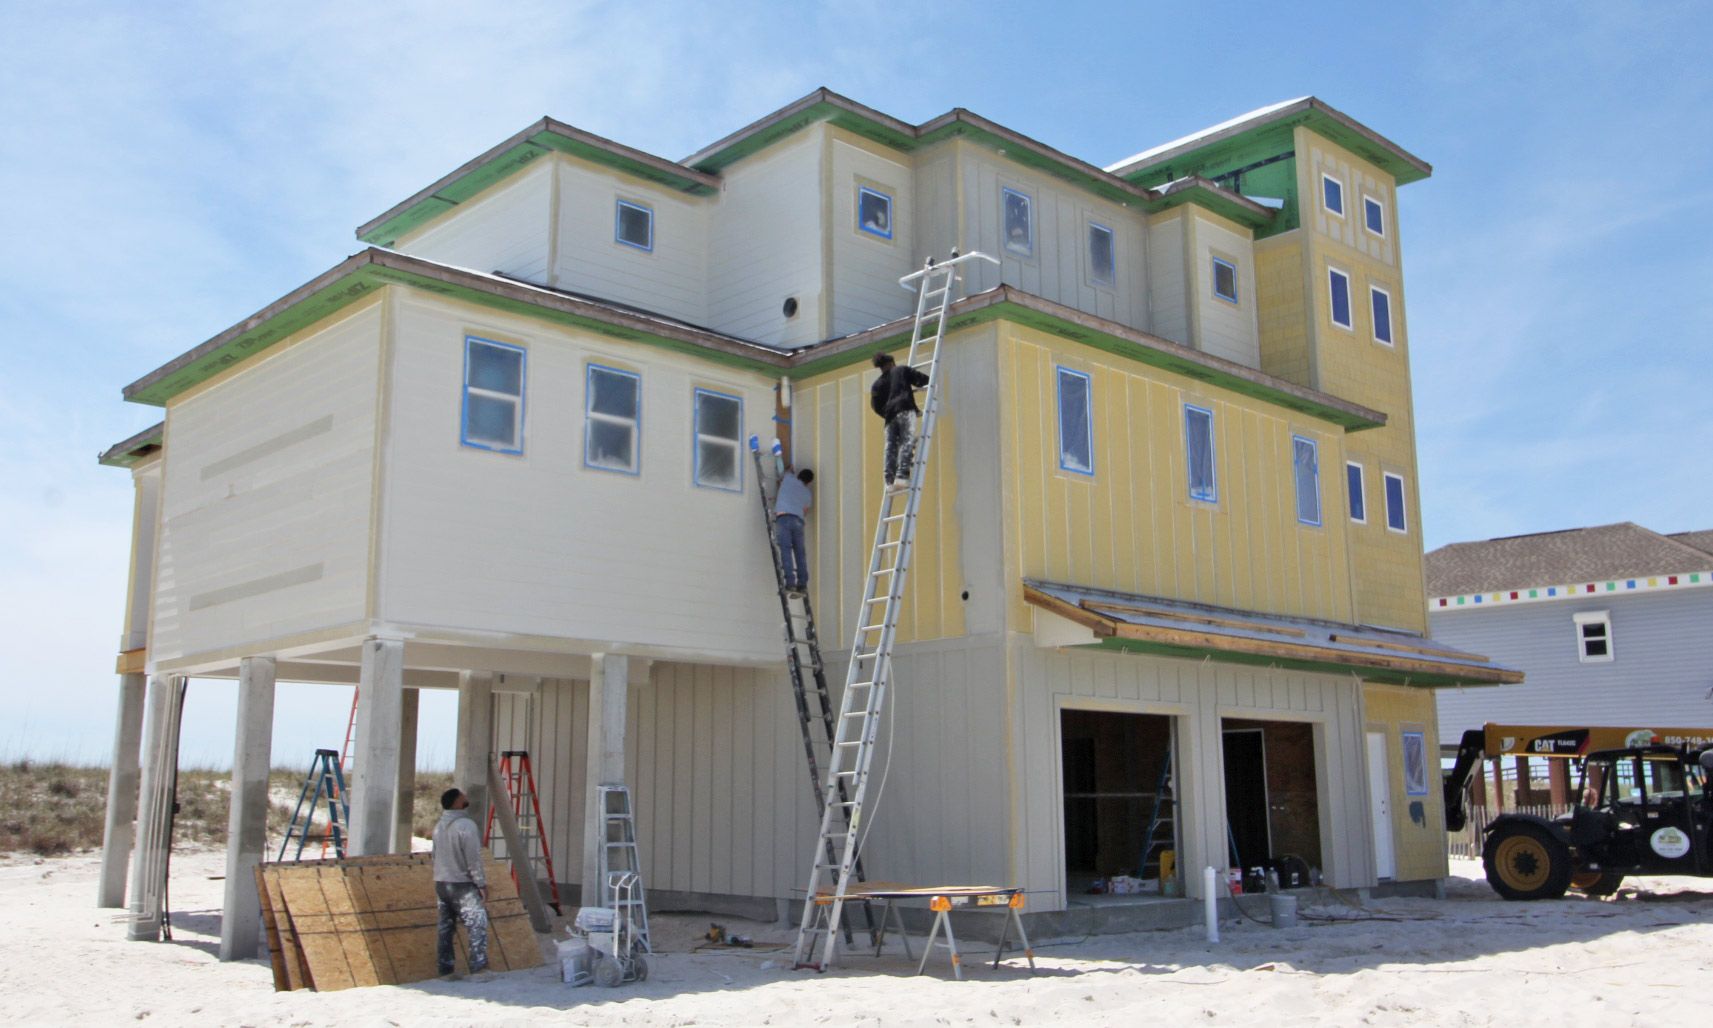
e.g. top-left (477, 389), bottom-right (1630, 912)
top-left (94, 90), bottom-right (1521, 960)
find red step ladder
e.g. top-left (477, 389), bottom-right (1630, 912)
top-left (484, 750), bottom-right (563, 914)
top-left (318, 688), bottom-right (362, 857)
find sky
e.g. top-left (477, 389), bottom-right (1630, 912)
top-left (1, 1), bottom-right (1708, 768)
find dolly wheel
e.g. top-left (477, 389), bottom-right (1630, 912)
top-left (593, 957), bottom-right (624, 988)
top-left (634, 956), bottom-right (649, 982)
top-left (1571, 870), bottom-right (1624, 897)
top-left (1483, 822), bottom-right (1572, 900)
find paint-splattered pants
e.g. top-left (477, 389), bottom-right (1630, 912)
top-left (884, 410), bottom-right (918, 485)
top-left (435, 881), bottom-right (489, 975)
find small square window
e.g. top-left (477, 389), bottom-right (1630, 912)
top-left (857, 187), bottom-right (893, 240)
top-left (1364, 195), bottom-right (1386, 236)
top-left (461, 336), bottom-right (525, 454)
top-left (1056, 367), bottom-right (1094, 475)
top-left (1346, 461), bottom-right (1366, 523)
top-left (1322, 174), bottom-right (1344, 216)
top-left (1003, 187), bottom-right (1033, 256)
top-left (1212, 257), bottom-right (1238, 304)
top-left (1088, 223), bottom-right (1115, 285)
top-left (1292, 435), bottom-right (1320, 526)
top-left (1184, 405), bottom-right (1217, 503)
top-left (1328, 268), bottom-right (1353, 329)
top-left (615, 200), bottom-right (653, 251)
top-left (693, 389), bottom-right (743, 491)
top-left (1371, 286), bottom-right (1394, 345)
top-left (586, 364), bottom-right (641, 473)
top-left (1574, 611), bottom-right (1613, 663)
top-left (1383, 471), bottom-right (1407, 533)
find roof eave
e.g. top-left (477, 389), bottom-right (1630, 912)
top-left (97, 421), bottom-right (165, 468)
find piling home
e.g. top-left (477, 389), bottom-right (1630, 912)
top-left (97, 90), bottom-right (1519, 957)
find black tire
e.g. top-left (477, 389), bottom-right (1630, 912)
top-left (593, 957), bottom-right (623, 988)
top-left (1483, 822), bottom-right (1573, 900)
top-left (1571, 870), bottom-right (1624, 897)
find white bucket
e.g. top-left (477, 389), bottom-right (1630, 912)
top-left (557, 937), bottom-right (594, 985)
top-left (1268, 893), bottom-right (1299, 928)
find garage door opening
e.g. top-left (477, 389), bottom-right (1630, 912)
top-left (1061, 710), bottom-right (1178, 899)
top-left (1222, 718), bottom-right (1323, 881)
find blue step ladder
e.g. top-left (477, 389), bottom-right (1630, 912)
top-left (1136, 753), bottom-right (1176, 881)
top-left (278, 748), bottom-right (349, 861)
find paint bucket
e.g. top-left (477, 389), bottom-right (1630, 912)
top-left (1268, 893), bottom-right (1298, 929)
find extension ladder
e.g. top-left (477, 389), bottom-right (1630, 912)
top-left (748, 437), bottom-right (876, 947)
top-left (484, 750), bottom-right (564, 914)
top-left (279, 748), bottom-right (349, 861)
top-left (595, 784), bottom-right (652, 952)
top-left (792, 250), bottom-right (997, 970)
top-left (1137, 753), bottom-right (1175, 880)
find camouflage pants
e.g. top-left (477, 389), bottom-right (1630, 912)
top-left (884, 410), bottom-right (918, 484)
top-left (435, 881), bottom-right (490, 974)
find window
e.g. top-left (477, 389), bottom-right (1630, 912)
top-left (857, 187), bottom-right (893, 240)
top-left (1371, 286), bottom-right (1394, 345)
top-left (1184, 405), bottom-right (1216, 503)
top-left (1056, 367), bottom-right (1094, 474)
top-left (1574, 611), bottom-right (1613, 663)
top-left (1328, 267), bottom-right (1353, 329)
top-left (1383, 471), bottom-right (1407, 533)
top-left (1346, 461), bottom-right (1366, 523)
top-left (1322, 174), bottom-right (1344, 216)
top-left (460, 336), bottom-right (525, 454)
top-left (1292, 436), bottom-right (1320, 526)
top-left (1212, 257), bottom-right (1239, 304)
top-left (615, 200), bottom-right (653, 251)
top-left (693, 389), bottom-right (743, 491)
top-left (585, 364), bottom-right (641, 473)
top-left (1364, 195), bottom-right (1386, 236)
top-left (1088, 222), bottom-right (1115, 284)
top-left (1402, 731), bottom-right (1429, 796)
top-left (1003, 187), bottom-right (1033, 256)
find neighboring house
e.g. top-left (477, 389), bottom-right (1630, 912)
top-left (95, 90), bottom-right (1517, 958)
top-left (1431, 523), bottom-right (1713, 747)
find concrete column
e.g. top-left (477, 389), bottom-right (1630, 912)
top-left (348, 638), bottom-right (404, 857)
top-left (392, 688), bottom-right (420, 853)
top-left (98, 672), bottom-right (148, 908)
top-left (581, 653), bottom-right (629, 901)
top-left (454, 671), bottom-right (495, 826)
top-left (127, 676), bottom-right (172, 941)
top-left (220, 657), bottom-right (276, 961)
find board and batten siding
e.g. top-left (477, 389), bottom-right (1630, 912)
top-left (1146, 212), bottom-right (1188, 346)
top-left (375, 289), bottom-right (779, 664)
top-left (1363, 683), bottom-right (1448, 883)
top-left (1432, 589), bottom-right (1713, 740)
top-left (999, 322), bottom-right (1355, 629)
top-left (1009, 639), bottom-right (1375, 905)
top-left (150, 300), bottom-right (382, 666)
top-left (391, 159), bottom-right (552, 285)
top-left (1188, 210), bottom-right (1262, 369)
top-left (827, 130), bottom-right (918, 336)
top-left (707, 131), bottom-right (825, 347)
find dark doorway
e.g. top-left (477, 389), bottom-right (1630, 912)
top-left (1222, 718), bottom-right (1324, 876)
top-left (1222, 729), bottom-right (1271, 868)
top-left (1061, 710), bottom-right (1175, 896)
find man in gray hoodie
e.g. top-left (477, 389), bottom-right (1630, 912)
top-left (433, 788), bottom-right (491, 980)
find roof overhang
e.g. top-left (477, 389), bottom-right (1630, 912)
top-left (1145, 176), bottom-right (1276, 230)
top-left (1024, 580), bottom-right (1522, 688)
top-left (97, 421), bottom-right (165, 467)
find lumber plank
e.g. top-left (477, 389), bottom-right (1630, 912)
top-left (254, 865), bottom-right (290, 992)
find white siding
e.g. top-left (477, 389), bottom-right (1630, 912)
top-left (911, 144), bottom-right (959, 271)
top-left (706, 132), bottom-right (825, 346)
top-left (956, 145), bottom-right (1149, 332)
top-left (392, 160), bottom-right (552, 284)
top-left (553, 157), bottom-right (709, 325)
top-left (827, 137), bottom-right (916, 335)
top-left (1146, 213), bottom-right (1188, 346)
top-left (1189, 212), bottom-right (1262, 369)
top-left (151, 302), bottom-right (381, 664)
top-left (376, 290), bottom-right (779, 663)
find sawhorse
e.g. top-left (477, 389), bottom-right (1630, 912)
top-left (843, 884), bottom-right (1036, 981)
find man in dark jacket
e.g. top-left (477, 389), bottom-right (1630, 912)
top-left (870, 352), bottom-right (929, 492)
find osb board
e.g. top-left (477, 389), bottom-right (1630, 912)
top-left (259, 866), bottom-right (311, 990)
top-left (255, 865), bottom-right (289, 991)
top-left (257, 853), bottom-right (542, 992)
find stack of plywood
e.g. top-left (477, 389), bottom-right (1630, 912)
top-left (255, 853), bottom-right (544, 991)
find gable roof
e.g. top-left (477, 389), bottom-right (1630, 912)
top-left (1668, 530), bottom-right (1713, 557)
top-left (1426, 522), bottom-right (1713, 597)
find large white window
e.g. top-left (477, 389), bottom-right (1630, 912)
top-left (460, 336), bottom-right (525, 454)
top-left (1383, 471), bottom-right (1408, 533)
top-left (1322, 173), bottom-right (1345, 216)
top-left (1329, 267), bottom-right (1353, 330)
top-left (1088, 222), bottom-right (1115, 284)
top-left (1056, 367), bottom-right (1094, 475)
top-left (1346, 461), bottom-right (1366, 523)
top-left (1574, 611), bottom-right (1613, 663)
top-left (1293, 436), bottom-right (1321, 526)
top-left (1371, 286), bottom-right (1394, 345)
top-left (585, 364), bottom-right (641, 473)
top-left (1184, 404), bottom-right (1216, 503)
top-left (615, 199), bottom-right (653, 251)
top-left (693, 389), bottom-right (743, 491)
top-left (1003, 187), bottom-right (1033, 256)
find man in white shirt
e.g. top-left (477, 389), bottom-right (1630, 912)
top-left (774, 468), bottom-right (814, 594)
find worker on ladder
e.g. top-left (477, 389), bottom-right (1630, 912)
top-left (433, 788), bottom-right (494, 982)
top-left (774, 466), bottom-right (814, 595)
top-left (870, 352), bottom-right (929, 493)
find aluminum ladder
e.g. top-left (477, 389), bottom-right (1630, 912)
top-left (278, 748), bottom-right (349, 861)
top-left (595, 784), bottom-right (652, 952)
top-left (748, 437), bottom-right (877, 947)
top-left (791, 250), bottom-right (997, 970)
top-left (484, 750), bottom-right (564, 914)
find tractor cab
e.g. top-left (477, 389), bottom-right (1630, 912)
top-left (1571, 745), bottom-right (1710, 877)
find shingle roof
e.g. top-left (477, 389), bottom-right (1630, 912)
top-left (1425, 522), bottom-right (1713, 597)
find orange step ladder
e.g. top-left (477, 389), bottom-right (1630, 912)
top-left (484, 750), bottom-right (564, 914)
